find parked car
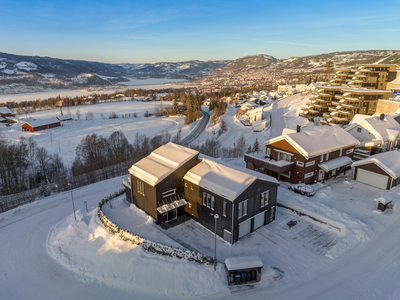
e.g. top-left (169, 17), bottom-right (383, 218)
top-left (288, 185), bottom-right (315, 197)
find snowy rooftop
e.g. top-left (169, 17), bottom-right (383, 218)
top-left (129, 143), bottom-right (199, 187)
top-left (225, 256), bottom-right (263, 271)
top-left (56, 114), bottom-right (73, 121)
top-left (264, 126), bottom-right (360, 159)
top-left (319, 156), bottom-right (352, 172)
top-left (21, 117), bottom-right (60, 128)
top-left (347, 114), bottom-right (400, 142)
top-left (0, 107), bottom-right (13, 115)
top-left (183, 157), bottom-right (279, 202)
top-left (352, 150), bottom-right (400, 178)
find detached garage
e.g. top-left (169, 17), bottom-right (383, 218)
top-left (352, 151), bottom-right (400, 190)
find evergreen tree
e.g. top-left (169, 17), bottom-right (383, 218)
top-left (253, 138), bottom-right (260, 152)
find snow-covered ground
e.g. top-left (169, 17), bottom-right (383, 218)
top-left (3, 92), bottom-right (400, 299)
top-left (0, 78), bottom-right (186, 104)
top-left (1, 100), bottom-right (194, 166)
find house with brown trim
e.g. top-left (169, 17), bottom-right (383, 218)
top-left (56, 114), bottom-right (73, 121)
top-left (352, 150), bottom-right (400, 190)
top-left (245, 125), bottom-right (360, 184)
top-left (125, 142), bottom-right (279, 244)
top-left (21, 118), bottom-right (61, 132)
top-left (0, 107), bottom-right (14, 118)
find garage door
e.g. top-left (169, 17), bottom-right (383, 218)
top-left (356, 168), bottom-right (388, 190)
top-left (238, 219), bottom-right (251, 239)
top-left (254, 212), bottom-right (265, 230)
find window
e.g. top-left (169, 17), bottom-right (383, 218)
top-left (278, 152), bottom-right (291, 162)
top-left (325, 153), bottom-right (329, 160)
top-left (304, 171), bottom-right (314, 179)
top-left (261, 190), bottom-right (269, 207)
top-left (296, 161), bottom-right (304, 167)
top-left (357, 127), bottom-right (362, 133)
top-left (346, 149), bottom-right (353, 154)
top-left (191, 186), bottom-right (194, 191)
top-left (137, 180), bottom-right (145, 195)
top-left (339, 148), bottom-right (343, 156)
top-left (238, 200), bottom-right (248, 219)
top-left (185, 182), bottom-right (188, 187)
top-left (266, 148), bottom-right (271, 157)
top-left (162, 189), bottom-right (176, 198)
top-left (223, 201), bottom-right (227, 217)
top-left (305, 160), bottom-right (315, 167)
top-left (203, 192), bottom-right (215, 210)
top-left (320, 154), bottom-right (324, 163)
top-left (281, 171), bottom-right (291, 178)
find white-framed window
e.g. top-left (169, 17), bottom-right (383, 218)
top-left (223, 201), bottom-right (227, 217)
top-left (185, 182), bottom-right (188, 187)
top-left (278, 152), bottom-right (291, 162)
top-left (267, 148), bottom-right (271, 157)
top-left (305, 160), bottom-right (315, 167)
top-left (203, 192), bottom-right (215, 210)
top-left (346, 149), bottom-right (353, 154)
top-left (137, 180), bottom-right (145, 195)
top-left (296, 161), bottom-right (304, 167)
top-left (339, 148), bottom-right (343, 156)
top-left (281, 171), bottom-right (291, 178)
top-left (238, 200), bottom-right (248, 219)
top-left (304, 171), bottom-right (314, 179)
top-left (191, 186), bottom-right (194, 191)
top-left (162, 189), bottom-right (176, 198)
top-left (320, 154), bottom-right (324, 163)
top-left (325, 153), bottom-right (329, 160)
top-left (261, 190), bottom-right (269, 207)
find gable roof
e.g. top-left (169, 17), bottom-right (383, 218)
top-left (21, 117), bottom-right (60, 128)
top-left (346, 114), bottom-right (400, 142)
top-left (263, 126), bottom-right (359, 159)
top-left (0, 107), bottom-right (13, 115)
top-left (352, 150), bottom-right (400, 178)
top-left (183, 157), bottom-right (279, 202)
top-left (129, 143), bottom-right (199, 187)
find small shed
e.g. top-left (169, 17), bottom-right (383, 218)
top-left (252, 120), bottom-right (267, 132)
top-left (0, 107), bottom-right (14, 118)
top-left (352, 151), bottom-right (400, 190)
top-left (21, 117), bottom-right (61, 132)
top-left (225, 256), bottom-right (263, 285)
top-left (56, 114), bottom-right (73, 121)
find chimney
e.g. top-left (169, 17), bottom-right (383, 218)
top-left (380, 113), bottom-right (385, 120)
top-left (297, 124), bottom-right (301, 132)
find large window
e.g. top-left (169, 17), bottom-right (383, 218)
top-left (137, 180), bottom-right (145, 196)
top-left (238, 200), bottom-right (248, 219)
top-left (203, 192), bottom-right (215, 210)
top-left (223, 201), bottom-right (227, 217)
top-left (261, 190), bottom-right (269, 207)
top-left (278, 152), bottom-right (291, 162)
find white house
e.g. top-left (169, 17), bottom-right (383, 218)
top-left (345, 114), bottom-right (400, 151)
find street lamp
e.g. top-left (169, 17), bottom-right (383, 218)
top-left (68, 183), bottom-right (76, 221)
top-left (214, 214), bottom-right (219, 271)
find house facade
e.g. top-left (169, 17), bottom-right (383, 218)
top-left (21, 118), bottom-right (61, 132)
top-left (245, 126), bottom-right (359, 184)
top-left (352, 151), bottom-right (400, 190)
top-left (126, 143), bottom-right (279, 244)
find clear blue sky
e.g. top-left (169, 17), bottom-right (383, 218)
top-left (1, 0), bottom-right (399, 64)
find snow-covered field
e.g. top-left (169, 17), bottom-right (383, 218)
top-left (0, 78), bottom-right (186, 104)
top-left (3, 92), bottom-right (400, 299)
top-left (1, 100), bottom-right (194, 166)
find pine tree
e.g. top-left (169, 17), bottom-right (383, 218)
top-left (253, 138), bottom-right (260, 152)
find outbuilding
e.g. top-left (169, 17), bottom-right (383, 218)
top-left (225, 256), bottom-right (263, 285)
top-left (21, 118), bottom-right (61, 132)
top-left (352, 150), bottom-right (400, 190)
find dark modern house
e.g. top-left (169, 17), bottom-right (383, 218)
top-left (125, 142), bottom-right (279, 244)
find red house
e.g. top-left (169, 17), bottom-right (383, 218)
top-left (21, 118), bottom-right (61, 132)
top-left (0, 107), bottom-right (14, 122)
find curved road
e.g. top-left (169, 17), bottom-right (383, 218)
top-left (179, 110), bottom-right (210, 146)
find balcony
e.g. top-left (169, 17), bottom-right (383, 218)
top-left (331, 116), bottom-right (350, 123)
top-left (323, 112), bottom-right (331, 118)
top-left (244, 154), bottom-right (294, 174)
top-left (342, 103), bottom-right (359, 109)
top-left (338, 110), bottom-right (354, 115)
top-left (328, 107), bottom-right (337, 112)
top-left (315, 98), bottom-right (331, 103)
top-left (335, 95), bottom-right (343, 100)
top-left (331, 101), bottom-right (340, 105)
top-left (345, 96), bottom-right (362, 101)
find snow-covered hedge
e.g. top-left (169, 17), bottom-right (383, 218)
top-left (98, 190), bottom-right (215, 266)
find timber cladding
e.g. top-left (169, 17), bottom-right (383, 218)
top-left (184, 178), bottom-right (278, 243)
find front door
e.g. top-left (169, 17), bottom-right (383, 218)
top-left (318, 169), bottom-right (324, 181)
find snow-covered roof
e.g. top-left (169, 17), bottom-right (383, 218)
top-left (21, 117), bottom-right (60, 128)
top-left (263, 126), bottom-right (359, 159)
top-left (0, 116), bottom-right (5, 122)
top-left (129, 143), bottom-right (199, 187)
top-left (183, 157), bottom-right (279, 202)
top-left (346, 114), bottom-right (400, 142)
top-left (318, 156), bottom-right (352, 172)
top-left (352, 150), bottom-right (400, 178)
top-left (225, 256), bottom-right (263, 271)
top-left (56, 114), bottom-right (72, 121)
top-left (157, 199), bottom-right (187, 214)
top-left (0, 107), bottom-right (13, 115)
